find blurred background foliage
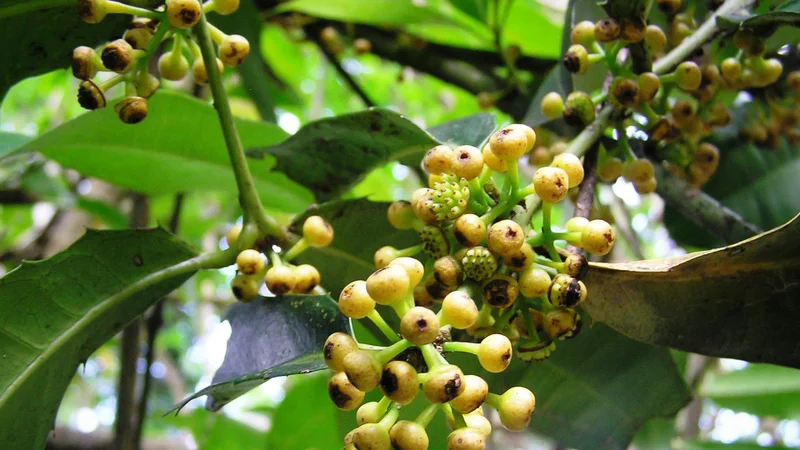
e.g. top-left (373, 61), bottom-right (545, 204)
top-left (1, 0), bottom-right (799, 449)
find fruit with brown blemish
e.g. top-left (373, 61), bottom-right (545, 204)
top-left (422, 364), bottom-right (465, 403)
top-left (366, 265), bottom-right (410, 304)
top-left (338, 280), bottom-right (376, 319)
top-left (343, 350), bottom-right (382, 392)
top-left (77, 80), bottom-right (107, 110)
top-left (533, 166), bottom-right (570, 203)
top-left (450, 375), bottom-right (488, 414)
top-left (495, 387), bottom-right (536, 431)
top-left (453, 214), bottom-right (486, 247)
top-left (328, 371), bottom-right (365, 411)
top-left (400, 307), bottom-right (440, 345)
top-left (446, 428), bottom-right (486, 450)
top-left (192, 57), bottom-right (224, 84)
top-left (324, 332), bottom-right (358, 372)
top-left (477, 334), bottom-right (513, 373)
top-left (303, 215), bottom-right (334, 247)
top-left (102, 39), bottom-right (137, 73)
top-left (487, 220), bottom-right (524, 257)
top-left (236, 249), bottom-right (264, 275)
top-left (433, 256), bottom-right (462, 289)
top-left (166, 0), bottom-right (202, 29)
top-left (562, 44), bottom-right (590, 75)
top-left (551, 153), bottom-right (584, 188)
top-left (423, 145), bottom-right (455, 175)
top-left (230, 273), bottom-right (259, 302)
top-left (265, 265), bottom-right (296, 295)
top-left (115, 96), bottom-right (148, 124)
top-left (489, 125), bottom-right (530, 160)
top-left (292, 264), bottom-right (321, 293)
top-left (452, 145), bottom-right (484, 180)
top-left (502, 243), bottom-right (534, 272)
top-left (380, 361), bottom-right (419, 405)
top-left (481, 273), bottom-right (519, 309)
top-left (219, 34), bottom-right (251, 67)
top-left (548, 273), bottom-right (587, 308)
top-left (594, 18), bottom-right (621, 42)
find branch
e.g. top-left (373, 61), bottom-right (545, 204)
top-left (47, 427), bottom-right (188, 450)
top-left (195, 11), bottom-right (287, 243)
top-left (567, 143), bottom-right (599, 254)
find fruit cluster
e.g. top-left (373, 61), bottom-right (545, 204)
top-left (74, 0), bottom-right (250, 123)
top-left (535, 8), bottom-right (791, 191)
top-left (322, 123), bottom-right (615, 449)
top-left (226, 215), bottom-right (333, 301)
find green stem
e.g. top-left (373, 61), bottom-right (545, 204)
top-left (521, 304), bottom-right (540, 345)
top-left (420, 344), bottom-right (448, 369)
top-left (194, 11), bottom-right (287, 242)
top-left (415, 404), bottom-right (439, 428)
top-left (451, 409), bottom-right (468, 429)
top-left (376, 339), bottom-right (413, 365)
top-left (378, 404), bottom-right (400, 430)
top-left (136, 21), bottom-right (170, 72)
top-left (505, 159), bottom-right (520, 194)
top-left (551, 231), bottom-right (583, 244)
top-left (541, 202), bottom-right (560, 262)
top-left (474, 304), bottom-right (495, 328)
top-left (377, 395), bottom-right (392, 413)
top-left (367, 310), bottom-right (400, 343)
top-left (442, 341), bottom-right (479, 354)
top-left (566, 105), bottom-right (613, 158)
top-left (484, 392), bottom-right (502, 409)
top-left (106, 0), bottom-right (161, 19)
top-left (282, 238), bottom-right (309, 262)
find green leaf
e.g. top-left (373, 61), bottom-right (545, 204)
top-left (700, 364), bottom-right (800, 419)
top-left (0, 228), bottom-right (198, 449)
top-left (14, 91), bottom-right (312, 212)
top-left (266, 372), bottom-right (340, 450)
top-left (170, 295), bottom-right (349, 412)
top-left (247, 109), bottom-right (438, 202)
top-left (164, 408), bottom-right (268, 450)
top-left (666, 139), bottom-right (800, 248)
top-left (0, 1), bottom-right (157, 98)
top-left (0, 132), bottom-right (30, 159)
top-left (427, 113), bottom-right (496, 149)
top-left (477, 323), bottom-right (690, 450)
top-left (584, 212), bottom-right (800, 367)
top-left (632, 418), bottom-right (678, 450)
top-left (291, 199), bottom-right (419, 296)
top-left (717, 0), bottom-right (800, 31)
top-left (678, 441), bottom-right (794, 450)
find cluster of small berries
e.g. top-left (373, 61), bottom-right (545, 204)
top-left (73, 0), bottom-right (250, 123)
top-left (324, 123), bottom-right (615, 449)
top-left (534, 4), bottom-right (791, 192)
top-left (738, 75), bottom-right (800, 149)
top-left (318, 26), bottom-right (373, 56)
top-left (226, 215), bottom-right (332, 301)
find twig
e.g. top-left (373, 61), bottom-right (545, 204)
top-left (567, 143), bottom-right (598, 254)
top-left (608, 191), bottom-right (645, 260)
top-left (308, 25), bottom-right (376, 108)
top-left (132, 194), bottom-right (184, 450)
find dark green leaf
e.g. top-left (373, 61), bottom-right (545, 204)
top-left (0, 132), bottom-right (30, 159)
top-left (427, 113), bottom-right (496, 149)
top-left (164, 408), bottom-right (267, 450)
top-left (584, 212), bottom-right (800, 367)
top-left (700, 364), bottom-right (800, 419)
top-left (0, 228), bottom-right (198, 448)
top-left (291, 199), bottom-right (419, 295)
top-left (632, 418), bottom-right (678, 450)
top-left (75, 197), bottom-right (128, 229)
top-left (170, 295), bottom-right (350, 412)
top-left (266, 372), bottom-right (340, 449)
top-left (247, 109), bottom-right (438, 202)
top-left (13, 91), bottom-right (312, 212)
top-left (477, 324), bottom-right (690, 450)
top-left (717, 0), bottom-right (800, 30)
top-left (0, 1), bottom-right (158, 98)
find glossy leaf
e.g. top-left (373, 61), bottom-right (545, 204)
top-left (266, 372), bottom-right (340, 450)
top-left (700, 364), bottom-right (800, 419)
top-left (164, 408), bottom-right (267, 450)
top-left (170, 295), bottom-right (349, 412)
top-left (13, 92), bottom-right (312, 212)
top-left (477, 324), bottom-right (690, 450)
top-left (247, 109), bottom-right (438, 202)
top-left (427, 112), bottom-right (496, 149)
top-left (0, 1), bottom-right (158, 98)
top-left (717, 0), bottom-right (800, 30)
top-left (0, 132), bottom-right (30, 159)
top-left (291, 199), bottom-right (419, 296)
top-left (584, 212), bottom-right (800, 367)
top-left (0, 228), bottom-right (198, 448)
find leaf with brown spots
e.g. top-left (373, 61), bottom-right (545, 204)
top-left (584, 212), bottom-right (800, 367)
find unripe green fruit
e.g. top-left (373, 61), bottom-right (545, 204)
top-left (366, 266), bottom-right (410, 305)
top-left (441, 291), bottom-right (478, 329)
top-left (380, 360), bottom-right (419, 405)
top-left (423, 145), bottom-right (455, 175)
top-left (387, 201), bottom-right (417, 230)
top-left (489, 126), bottom-right (529, 160)
top-left (570, 20), bottom-right (596, 47)
top-left (623, 159), bottom-right (655, 184)
top-left (102, 39), bottom-right (136, 73)
top-left (219, 34), bottom-right (251, 67)
top-left (77, 0), bottom-right (107, 24)
top-left (303, 215), bottom-right (334, 247)
top-left (540, 92), bottom-right (565, 119)
top-left (634, 177), bottom-right (658, 194)
top-left (339, 280), bottom-right (376, 319)
top-left (77, 80), bottom-right (106, 110)
top-left (357, 401), bottom-right (385, 425)
top-left (446, 428), bottom-right (486, 450)
top-left (400, 306), bottom-right (440, 345)
top-left (645, 25), bottom-right (667, 54)
top-left (594, 18), bottom-right (621, 42)
top-left (675, 61), bottom-right (702, 91)
top-left (477, 334), bottom-right (513, 373)
top-left (192, 57), bottom-right (225, 84)
top-left (124, 27), bottom-right (152, 50)
top-left (453, 214), bottom-right (486, 247)
top-left (158, 51), bottom-right (190, 81)
top-left (420, 225), bottom-right (450, 259)
top-left (423, 364), bottom-right (465, 403)
top-left (433, 256), bottom-right (462, 289)
top-left (324, 332), bottom-right (358, 372)
top-left (236, 249), bottom-right (264, 275)
top-left (390, 420), bottom-right (429, 450)
top-left (230, 273), bottom-right (259, 302)
top-left (71, 46), bottom-right (99, 80)
top-left (548, 273), bottom-right (587, 307)
top-left (487, 220), bottom-right (525, 257)
top-left (502, 242), bottom-right (534, 272)
top-left (452, 145), bottom-right (484, 180)
top-left (133, 71), bottom-right (160, 98)
top-left (609, 77), bottom-right (640, 108)
top-left (562, 44), bottom-right (590, 74)
top-left (226, 223), bottom-right (242, 247)
top-left (450, 375), bottom-right (488, 414)
top-left (212, 0), bottom-right (240, 15)
top-left (518, 266), bottom-right (551, 298)
top-left (497, 387), bottom-right (536, 431)
top-left (758, 58), bottom-right (783, 86)
top-left (429, 176), bottom-right (470, 221)
top-left (551, 153), bottom-right (584, 188)
top-left (461, 246), bottom-right (498, 281)
top-left (565, 216), bottom-right (589, 233)
top-left (115, 96), bottom-right (148, 124)
top-left (597, 157), bottom-right (624, 182)
top-left (481, 273), bottom-right (519, 309)
top-left (265, 265), bottom-right (296, 295)
top-left (581, 220), bottom-right (616, 255)
top-left (638, 72), bottom-right (661, 102)
top-left (166, 0), bottom-right (202, 29)
top-left (343, 350), bottom-right (382, 392)
top-left (533, 166), bottom-right (569, 203)
top-left (328, 371), bottom-right (365, 411)
top-left (293, 264), bottom-right (321, 293)
top-left (481, 144), bottom-right (508, 172)
top-left (352, 423), bottom-right (392, 450)
top-left (563, 91), bottom-right (595, 126)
